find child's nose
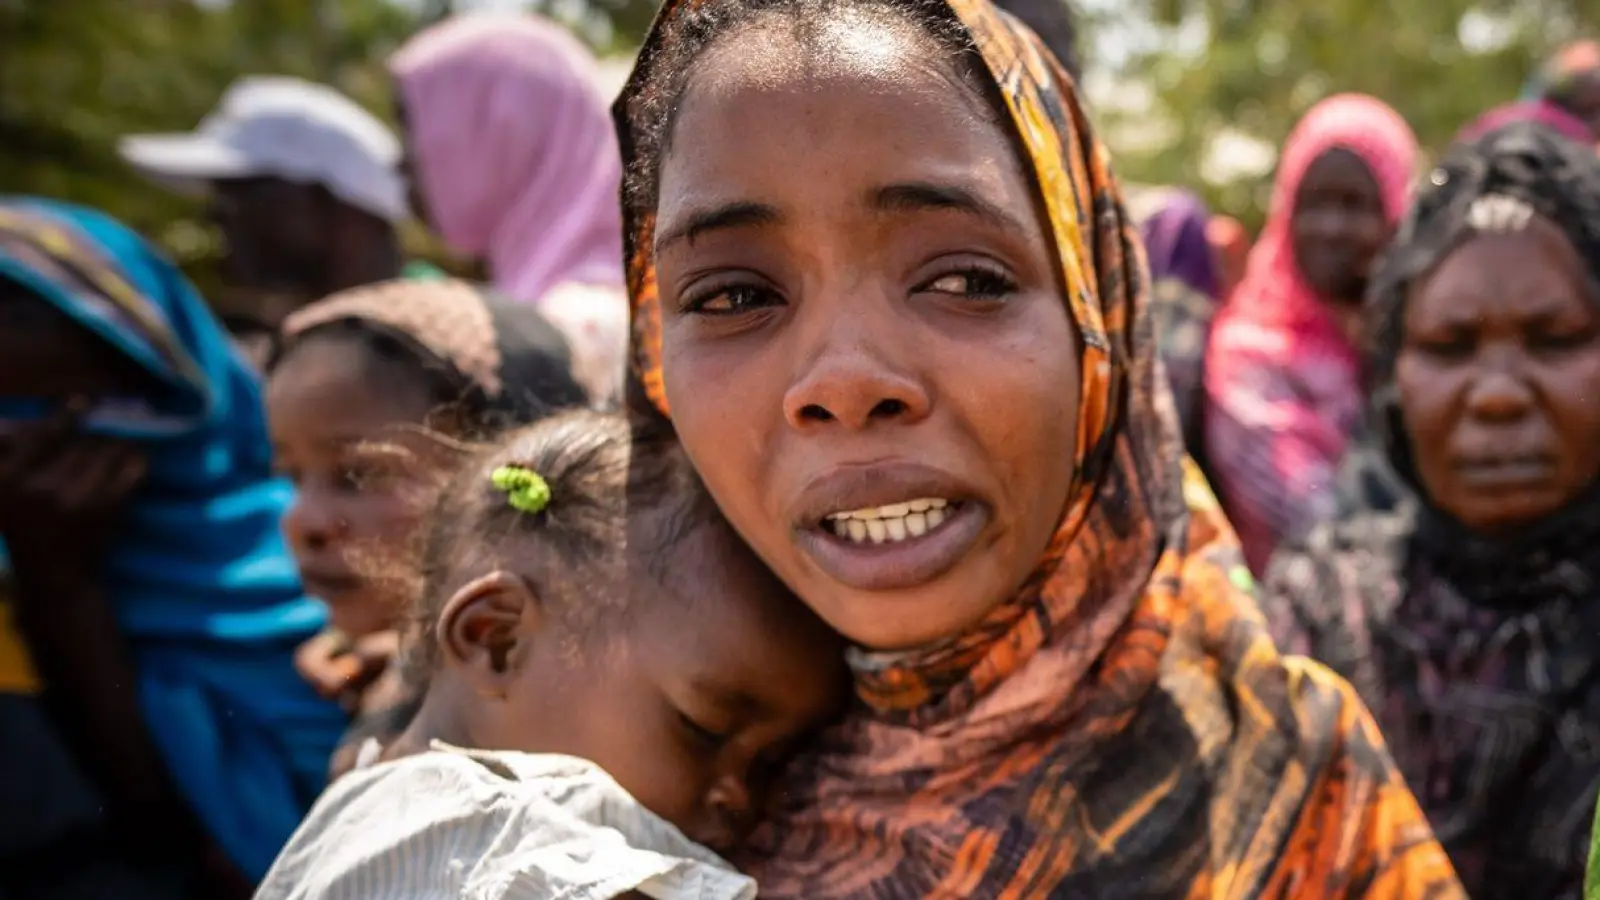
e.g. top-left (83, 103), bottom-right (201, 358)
top-left (706, 776), bottom-right (754, 843)
top-left (284, 493), bottom-right (345, 553)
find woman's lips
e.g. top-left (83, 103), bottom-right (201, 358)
top-left (790, 461), bottom-right (989, 592)
top-left (1453, 454), bottom-right (1555, 489)
top-left (797, 499), bottom-right (989, 592)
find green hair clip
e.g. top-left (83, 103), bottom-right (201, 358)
top-left (490, 465), bottom-right (551, 514)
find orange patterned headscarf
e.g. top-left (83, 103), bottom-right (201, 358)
top-left (616, 0), bottom-right (1464, 895)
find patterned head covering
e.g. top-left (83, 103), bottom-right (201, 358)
top-left (278, 278), bottom-right (589, 428)
top-left (614, 2), bottom-right (1462, 895)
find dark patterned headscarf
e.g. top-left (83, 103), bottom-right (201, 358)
top-left (1263, 123), bottom-right (1600, 899)
top-left (615, 0), bottom-right (1463, 895)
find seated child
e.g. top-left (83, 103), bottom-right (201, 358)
top-left (255, 410), bottom-right (846, 899)
top-left (266, 279), bottom-right (587, 772)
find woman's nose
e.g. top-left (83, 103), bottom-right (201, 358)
top-left (782, 342), bottom-right (931, 431)
top-left (1464, 366), bottom-right (1535, 422)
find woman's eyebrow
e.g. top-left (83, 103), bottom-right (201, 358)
top-left (870, 181), bottom-right (1025, 232)
top-left (656, 201), bottom-right (783, 252)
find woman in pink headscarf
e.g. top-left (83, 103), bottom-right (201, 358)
top-left (390, 13), bottom-right (626, 402)
top-left (1204, 94), bottom-right (1418, 573)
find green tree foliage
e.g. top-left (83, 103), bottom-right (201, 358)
top-left (0, 0), bottom-right (651, 294)
top-left (1094, 0), bottom-right (1599, 229)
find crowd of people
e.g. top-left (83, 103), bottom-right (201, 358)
top-left (4, 1), bottom-right (1600, 898)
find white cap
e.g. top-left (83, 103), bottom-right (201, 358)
top-left (119, 76), bottom-right (408, 222)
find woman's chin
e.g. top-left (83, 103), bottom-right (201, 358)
top-left (795, 574), bottom-right (1008, 655)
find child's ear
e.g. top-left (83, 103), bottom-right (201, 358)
top-left (437, 570), bottom-right (541, 696)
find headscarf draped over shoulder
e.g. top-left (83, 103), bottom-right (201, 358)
top-left (0, 198), bottom-right (343, 881)
top-left (615, 2), bottom-right (1462, 895)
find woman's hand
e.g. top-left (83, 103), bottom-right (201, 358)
top-left (296, 628), bottom-right (400, 711)
top-left (0, 407), bottom-right (146, 572)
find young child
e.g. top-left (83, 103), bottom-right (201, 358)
top-left (255, 410), bottom-right (846, 899)
top-left (267, 279), bottom-right (587, 766)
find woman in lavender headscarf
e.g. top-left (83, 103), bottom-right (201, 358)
top-left (390, 13), bottom-right (627, 403)
top-left (1137, 188), bottom-right (1223, 457)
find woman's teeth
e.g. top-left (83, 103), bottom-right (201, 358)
top-left (825, 498), bottom-right (952, 544)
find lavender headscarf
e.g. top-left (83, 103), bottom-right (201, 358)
top-left (390, 13), bottom-right (625, 303)
top-left (1138, 189), bottom-right (1221, 300)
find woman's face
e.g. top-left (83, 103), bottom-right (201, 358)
top-left (269, 335), bottom-right (454, 637)
top-left (1291, 147), bottom-right (1388, 306)
top-left (651, 17), bottom-right (1080, 651)
top-left (0, 279), bottom-right (154, 401)
top-left (1397, 216), bottom-right (1600, 534)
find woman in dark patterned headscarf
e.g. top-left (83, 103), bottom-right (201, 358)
top-left (613, 0), bottom-right (1463, 893)
top-left (1261, 122), bottom-right (1600, 900)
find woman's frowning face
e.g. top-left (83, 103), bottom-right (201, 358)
top-left (1397, 215), bottom-right (1600, 534)
top-left (651, 15), bottom-right (1080, 651)
top-left (1291, 147), bottom-right (1389, 307)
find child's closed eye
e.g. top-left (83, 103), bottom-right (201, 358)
top-left (676, 709), bottom-right (731, 751)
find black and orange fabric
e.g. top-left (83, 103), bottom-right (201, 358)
top-left (615, 0), bottom-right (1466, 895)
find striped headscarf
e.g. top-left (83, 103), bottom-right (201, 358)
top-left (614, 2), bottom-right (1463, 895)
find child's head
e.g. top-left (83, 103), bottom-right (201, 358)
top-left (267, 279), bottom-right (585, 638)
top-left (408, 409), bottom-right (846, 853)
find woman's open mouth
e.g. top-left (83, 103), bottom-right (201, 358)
top-left (800, 495), bottom-right (989, 592)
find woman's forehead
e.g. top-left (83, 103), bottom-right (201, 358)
top-left (657, 30), bottom-right (1026, 239)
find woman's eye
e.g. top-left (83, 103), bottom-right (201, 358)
top-left (1414, 333), bottom-right (1475, 360)
top-left (683, 284), bottom-right (779, 315)
top-left (1530, 326), bottom-right (1595, 353)
top-left (677, 710), bottom-right (730, 750)
top-left (920, 267), bottom-right (1017, 300)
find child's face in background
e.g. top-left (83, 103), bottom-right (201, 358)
top-left (485, 518), bottom-right (847, 854)
top-left (268, 335), bottom-right (455, 638)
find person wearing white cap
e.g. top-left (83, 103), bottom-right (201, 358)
top-left (120, 77), bottom-right (414, 347)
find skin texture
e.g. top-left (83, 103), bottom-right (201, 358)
top-left (1398, 217), bottom-right (1600, 534)
top-left (268, 333), bottom-right (456, 640)
top-left (391, 516), bottom-right (845, 855)
top-left (650, 15), bottom-right (1080, 651)
top-left (1291, 147), bottom-right (1389, 336)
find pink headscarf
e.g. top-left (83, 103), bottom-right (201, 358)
top-left (390, 13), bottom-right (625, 303)
top-left (1203, 94), bottom-right (1418, 571)
top-left (1215, 93), bottom-right (1417, 345)
top-left (1456, 100), bottom-right (1592, 145)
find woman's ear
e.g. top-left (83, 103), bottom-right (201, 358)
top-left (436, 570), bottom-right (541, 696)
